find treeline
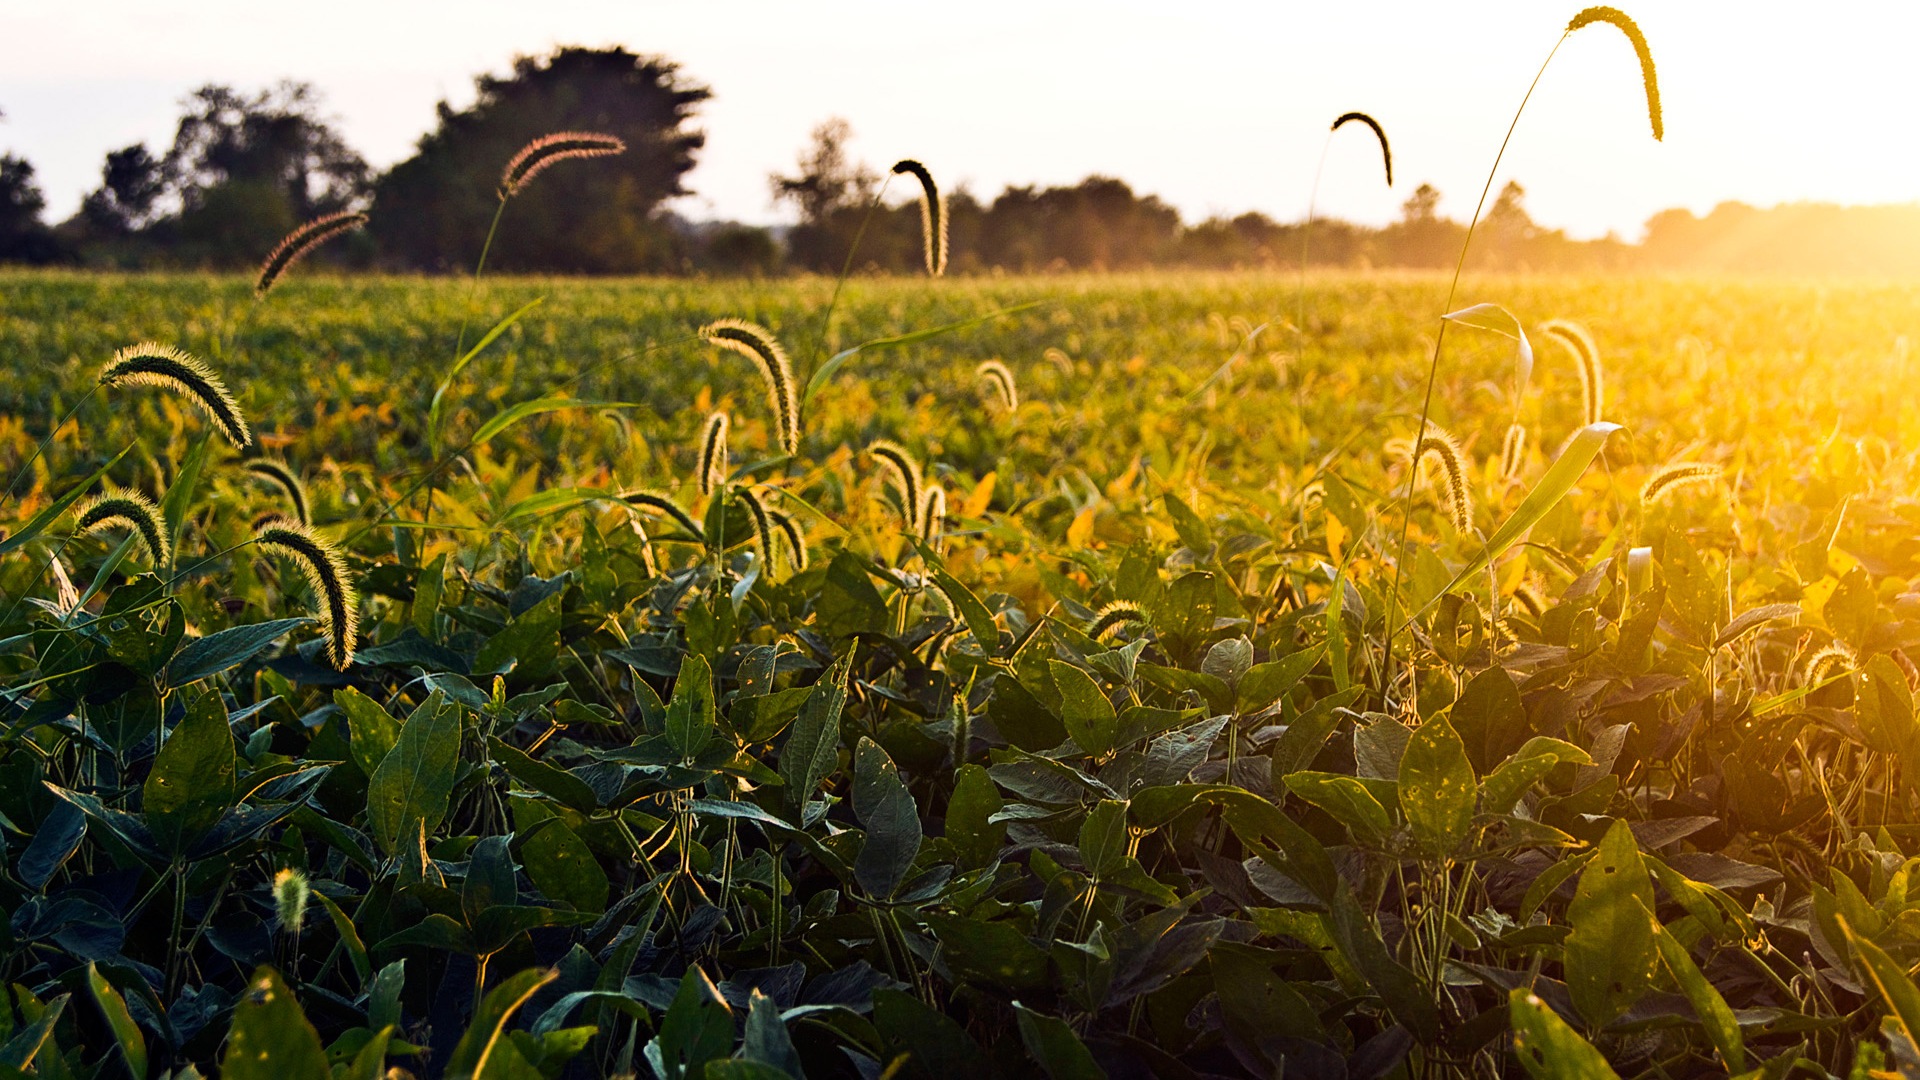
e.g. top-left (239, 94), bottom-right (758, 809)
top-left (2, 48), bottom-right (1919, 276)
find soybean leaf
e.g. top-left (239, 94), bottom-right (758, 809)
top-left (1012, 1002), bottom-right (1107, 1080)
top-left (1564, 818), bottom-right (1656, 1028)
top-left (221, 967), bottom-right (331, 1080)
top-left (365, 691), bottom-right (460, 856)
top-left (1050, 661), bottom-right (1118, 757)
top-left (1509, 988), bottom-right (1620, 1079)
top-left (144, 689), bottom-right (237, 857)
top-left (86, 963), bottom-right (146, 1080)
top-left (444, 967), bottom-right (556, 1079)
top-left (853, 738), bottom-right (921, 900)
top-left (780, 652), bottom-right (852, 811)
top-left (167, 618), bottom-right (311, 685)
top-left (1399, 714), bottom-right (1476, 859)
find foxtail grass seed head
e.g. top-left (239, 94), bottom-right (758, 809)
top-left (1567, 6), bottom-right (1663, 141)
top-left (736, 487), bottom-right (774, 560)
top-left (621, 489), bottom-right (704, 543)
top-left (1043, 347), bottom-right (1074, 375)
top-left (1802, 642), bottom-right (1855, 686)
top-left (254, 519), bottom-right (357, 670)
top-left (976, 360), bottom-right (1018, 412)
top-left (868, 440), bottom-right (924, 531)
top-left (1541, 319), bottom-right (1603, 426)
top-left (1512, 581), bottom-right (1547, 617)
top-left (891, 159), bottom-right (948, 276)
top-left (1640, 462), bottom-right (1723, 506)
top-left (272, 868), bottom-right (310, 933)
top-left (699, 319), bottom-right (800, 456)
top-left (921, 485), bottom-right (947, 551)
top-left (75, 489), bottom-right (170, 567)
top-left (244, 459), bottom-right (310, 527)
top-left (768, 507), bottom-right (809, 573)
top-left (1087, 600), bottom-right (1149, 641)
top-left (1500, 423), bottom-right (1528, 483)
top-left (99, 343), bottom-right (252, 449)
top-left (1331, 111), bottom-right (1393, 186)
top-left (499, 131), bottom-right (626, 198)
top-left (698, 411), bottom-right (730, 497)
top-left (255, 211), bottom-right (367, 296)
top-left (1410, 426), bottom-right (1472, 533)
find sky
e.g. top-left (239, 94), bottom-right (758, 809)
top-left (1, 1), bottom-right (1915, 241)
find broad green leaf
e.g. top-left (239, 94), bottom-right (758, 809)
top-left (86, 964), bottom-right (146, 1080)
top-left (1399, 714), bottom-right (1476, 859)
top-left (853, 737), bottom-right (921, 899)
top-left (365, 691), bottom-right (461, 856)
top-left (1425, 422), bottom-right (1622, 616)
top-left (1077, 799), bottom-right (1129, 879)
top-left (923, 914), bottom-right (1051, 992)
top-left (144, 689), bottom-right (237, 857)
top-left (872, 988), bottom-right (992, 1080)
top-left (1509, 988), bottom-right (1621, 1079)
top-left (1209, 942), bottom-right (1324, 1045)
top-left (649, 968), bottom-right (732, 1080)
top-left (1050, 661), bottom-right (1118, 756)
top-left (1840, 914), bottom-right (1920, 1055)
top-left (336, 686), bottom-right (400, 778)
top-left (0, 993), bottom-right (67, 1071)
top-left (1012, 1002), bottom-right (1107, 1080)
top-left (491, 737), bottom-right (601, 814)
top-left (473, 590), bottom-right (564, 680)
top-left (665, 654), bottom-right (717, 761)
top-left (737, 990), bottom-right (803, 1077)
top-left (444, 967), bottom-right (555, 1080)
top-left (928, 563), bottom-right (1000, 653)
top-left (1284, 771), bottom-right (1393, 847)
top-left (513, 801), bottom-right (609, 915)
top-left (947, 763), bottom-right (1007, 868)
top-left (780, 652), bottom-right (852, 810)
top-left (1643, 903), bottom-right (1745, 1071)
top-left (815, 550), bottom-right (888, 638)
top-left (1565, 818), bottom-right (1656, 1028)
top-left (167, 617), bottom-right (311, 685)
top-left (1480, 737), bottom-right (1590, 816)
top-left (222, 967), bottom-right (330, 1080)
top-left (463, 835), bottom-right (518, 929)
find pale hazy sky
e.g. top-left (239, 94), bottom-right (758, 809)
top-left (1, 1), bottom-right (1914, 239)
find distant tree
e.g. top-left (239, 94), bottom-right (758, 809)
top-left (79, 144), bottom-right (167, 235)
top-left (373, 46), bottom-right (710, 273)
top-left (769, 119), bottom-right (889, 272)
top-left (0, 154), bottom-right (65, 265)
top-left (164, 83), bottom-right (369, 219)
top-left (1376, 182), bottom-right (1462, 268)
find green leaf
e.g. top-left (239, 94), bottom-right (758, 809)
top-left (1840, 914), bottom-right (1920, 1056)
top-left (1078, 799), bottom-right (1129, 878)
top-left (431, 296), bottom-right (545, 450)
top-left (315, 890), bottom-right (372, 986)
top-left (1480, 737), bottom-right (1590, 816)
top-left (167, 618), bottom-right (310, 685)
top-left (1012, 1002), bottom-right (1107, 1080)
top-left (491, 737), bottom-right (601, 814)
top-left (86, 963), bottom-right (147, 1080)
top-left (1425, 421), bottom-right (1622, 616)
top-left (853, 737), bottom-right (921, 899)
top-left (1450, 666), bottom-right (1528, 775)
top-left (0, 993), bottom-right (66, 1071)
top-left (221, 967), bottom-right (331, 1080)
top-left (1399, 714), bottom-right (1476, 859)
top-left (946, 763), bottom-right (1007, 868)
top-left (923, 913), bottom-right (1051, 992)
top-left (444, 967), bottom-right (555, 1080)
top-left (1049, 661), bottom-right (1118, 756)
top-left (463, 835), bottom-right (518, 928)
top-left (872, 988), bottom-right (993, 1080)
top-left (1643, 903), bottom-right (1745, 1072)
top-left (473, 590), bottom-right (564, 680)
top-left (1509, 988), bottom-right (1621, 1079)
top-left (1284, 772), bottom-right (1394, 847)
top-left (471, 397), bottom-right (639, 449)
top-left (816, 550), bottom-right (888, 638)
top-left (665, 654), bottom-right (717, 761)
top-left (0, 443), bottom-right (132, 556)
top-left (365, 691), bottom-right (461, 856)
top-left (649, 967), bottom-right (732, 1080)
top-left (1564, 818), bottom-right (1656, 1028)
top-left (512, 802), bottom-right (608, 914)
top-left (802, 301), bottom-right (1044, 404)
top-left (144, 689), bottom-right (237, 857)
top-left (780, 652), bottom-right (851, 810)
top-left (928, 563), bottom-right (1000, 653)
top-left (1237, 646), bottom-right (1323, 712)
top-left (737, 990), bottom-right (803, 1077)
top-left (335, 686), bottom-right (400, 779)
top-left (1209, 942), bottom-right (1324, 1046)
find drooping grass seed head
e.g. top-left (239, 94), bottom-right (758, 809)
top-left (99, 343), bottom-right (252, 449)
top-left (1567, 6), bottom-right (1663, 141)
top-left (698, 320), bottom-right (800, 456)
top-left (74, 489), bottom-right (170, 567)
top-left (921, 485), bottom-right (947, 552)
top-left (1087, 600), bottom-right (1149, 641)
top-left (1331, 111), bottom-right (1393, 186)
top-left (890, 159), bottom-right (948, 276)
top-left (735, 487), bottom-right (774, 560)
top-left (244, 459), bottom-right (310, 526)
top-left (1802, 642), bottom-right (1855, 686)
top-left (1640, 462), bottom-right (1723, 506)
top-left (698, 411), bottom-right (730, 497)
top-left (768, 506), bottom-right (809, 573)
top-left (620, 489), bottom-right (704, 543)
top-left (1512, 580), bottom-right (1547, 617)
top-left (867, 440), bottom-right (923, 531)
top-left (1042, 347), bottom-right (1074, 375)
top-left (499, 131), bottom-right (626, 198)
top-left (272, 867), bottom-right (310, 933)
top-left (255, 211), bottom-right (367, 297)
top-left (1500, 423), bottom-right (1528, 483)
top-left (254, 519), bottom-right (357, 671)
top-left (1409, 425), bottom-right (1472, 533)
top-left (1541, 319), bottom-right (1603, 426)
top-left (976, 360), bottom-right (1018, 413)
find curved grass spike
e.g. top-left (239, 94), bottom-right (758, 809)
top-left (697, 411), bottom-right (730, 497)
top-left (1640, 462), bottom-right (1722, 505)
top-left (976, 360), bottom-right (1018, 412)
top-left (499, 132), bottom-right (627, 198)
top-left (1381, 5), bottom-right (1663, 702)
top-left (255, 211), bottom-right (367, 296)
top-left (699, 320), bottom-right (801, 456)
top-left (254, 519), bottom-right (357, 670)
top-left (244, 459), bottom-right (310, 527)
top-left (620, 490), bottom-right (704, 543)
top-left (74, 489), bottom-right (170, 568)
top-left (767, 506), bottom-right (809, 572)
top-left (1541, 319), bottom-right (1604, 426)
top-left (1087, 600), bottom-right (1149, 641)
top-left (1331, 112), bottom-right (1393, 186)
top-left (921, 485), bottom-right (947, 551)
top-left (735, 487), bottom-right (774, 559)
top-left (99, 343), bottom-right (252, 449)
top-left (1412, 426), bottom-right (1473, 533)
top-left (1500, 423), bottom-right (1528, 483)
top-left (1568, 6), bottom-right (1663, 140)
top-left (867, 440), bottom-right (923, 531)
top-left (891, 159), bottom-right (948, 276)
top-left (1802, 642), bottom-right (1855, 686)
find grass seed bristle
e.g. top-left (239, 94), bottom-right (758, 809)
top-left (1500, 423), bottom-right (1528, 482)
top-left (1640, 462), bottom-right (1723, 505)
top-left (256, 211), bottom-right (367, 297)
top-left (620, 490), bottom-right (705, 543)
top-left (1567, 6), bottom-right (1663, 141)
top-left (1409, 425), bottom-right (1473, 533)
top-left (767, 506), bottom-right (808, 573)
top-left (868, 440), bottom-right (924, 531)
top-left (891, 159), bottom-right (948, 276)
top-left (244, 459), bottom-right (310, 526)
top-left (1541, 319), bottom-right (1604, 425)
top-left (698, 411), bottom-right (730, 497)
top-left (921, 485), bottom-right (947, 551)
top-left (976, 360), bottom-right (1018, 412)
top-left (1331, 111), bottom-right (1393, 186)
top-left (699, 319), bottom-right (800, 455)
top-left (1087, 600), bottom-right (1150, 641)
top-left (735, 487), bottom-right (774, 560)
top-left (499, 131), bottom-right (626, 198)
top-left (254, 519), bottom-right (357, 670)
top-left (75, 489), bottom-right (170, 567)
top-left (1802, 642), bottom-right (1855, 686)
top-left (99, 342), bottom-right (252, 449)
